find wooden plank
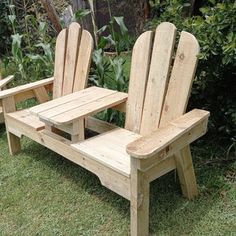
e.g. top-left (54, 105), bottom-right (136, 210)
top-left (53, 29), bottom-right (68, 99)
top-left (126, 109), bottom-right (209, 159)
top-left (125, 31), bottom-right (153, 133)
top-left (0, 75), bottom-right (14, 89)
top-left (62, 22), bottom-right (82, 96)
top-left (145, 156), bottom-right (176, 182)
top-left (174, 146), bottom-right (198, 199)
top-left (30, 86), bottom-right (104, 115)
top-left (6, 109), bottom-right (45, 131)
top-left (72, 128), bottom-right (141, 176)
top-left (86, 116), bottom-right (118, 133)
top-left (0, 77), bottom-right (54, 99)
top-left (35, 87), bottom-right (117, 120)
top-left (71, 120), bottom-right (85, 142)
top-left (140, 22), bottom-right (176, 135)
top-left (49, 92), bottom-right (128, 125)
top-left (33, 87), bottom-right (49, 103)
top-left (160, 31), bottom-right (200, 127)
top-left (73, 30), bottom-right (93, 92)
top-left (130, 158), bottom-right (150, 236)
top-left (0, 107), bottom-right (4, 123)
top-left (2, 96), bottom-right (21, 154)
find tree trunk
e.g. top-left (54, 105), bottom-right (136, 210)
top-left (96, 0), bottom-right (149, 35)
top-left (41, 0), bottom-right (62, 33)
top-left (71, 0), bottom-right (93, 33)
top-left (71, 0), bottom-right (149, 36)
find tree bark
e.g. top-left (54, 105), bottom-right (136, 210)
top-left (41, 0), bottom-right (62, 33)
top-left (96, 0), bottom-right (149, 35)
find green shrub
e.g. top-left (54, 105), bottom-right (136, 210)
top-left (0, 0), bottom-right (12, 56)
top-left (147, 1), bottom-right (236, 142)
top-left (3, 2), bottom-right (55, 84)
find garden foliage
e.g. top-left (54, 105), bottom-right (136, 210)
top-left (3, 0), bottom-right (54, 84)
top-left (148, 0), bottom-right (236, 142)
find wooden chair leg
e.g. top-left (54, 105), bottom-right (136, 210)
top-left (2, 96), bottom-right (21, 155)
top-left (7, 131), bottom-right (21, 155)
top-left (175, 145), bottom-right (198, 199)
top-left (130, 159), bottom-right (150, 236)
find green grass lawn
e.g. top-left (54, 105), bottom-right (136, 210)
top-left (0, 123), bottom-right (235, 235)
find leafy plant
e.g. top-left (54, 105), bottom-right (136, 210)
top-left (147, 0), bottom-right (236, 142)
top-left (4, 2), bottom-right (54, 84)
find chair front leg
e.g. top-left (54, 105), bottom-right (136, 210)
top-left (2, 96), bottom-right (21, 155)
top-left (130, 158), bottom-right (150, 236)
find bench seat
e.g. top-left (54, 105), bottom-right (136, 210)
top-left (72, 128), bottom-right (141, 176)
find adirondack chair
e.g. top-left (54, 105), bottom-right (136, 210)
top-left (0, 74), bottom-right (14, 123)
top-left (0, 22), bottom-right (209, 235)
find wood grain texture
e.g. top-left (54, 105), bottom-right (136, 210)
top-left (125, 31), bottom-right (153, 133)
top-left (140, 22), bottom-right (176, 135)
top-left (0, 75), bottom-right (14, 89)
top-left (73, 30), bottom-right (93, 92)
top-left (126, 109), bottom-right (209, 159)
top-left (2, 96), bottom-right (21, 155)
top-left (160, 31), bottom-right (200, 127)
top-left (63, 22), bottom-right (82, 96)
top-left (0, 77), bottom-right (54, 99)
top-left (53, 29), bottom-right (68, 99)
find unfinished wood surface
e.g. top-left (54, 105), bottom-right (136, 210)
top-left (160, 31), bottom-right (200, 127)
top-left (33, 87), bottom-right (50, 103)
top-left (145, 156), bottom-right (176, 182)
top-left (30, 87), bottom-right (128, 125)
top-left (31, 86), bottom-right (103, 115)
top-left (0, 77), bottom-right (54, 99)
top-left (0, 75), bottom-right (14, 89)
top-left (175, 146), bottom-right (198, 199)
top-left (140, 22), bottom-right (176, 135)
top-left (2, 96), bottom-right (21, 155)
top-left (125, 31), bottom-right (153, 133)
top-left (0, 107), bottom-right (4, 123)
top-left (49, 92), bottom-right (127, 125)
top-left (63, 23), bottom-right (82, 95)
top-left (72, 128), bottom-right (141, 176)
top-left (130, 158), bottom-right (150, 236)
top-left (53, 29), bottom-right (68, 99)
top-left (73, 30), bottom-right (93, 92)
top-left (6, 109), bottom-right (45, 131)
top-left (127, 109), bottom-right (209, 159)
top-left (71, 120), bottom-right (85, 142)
top-left (86, 116), bottom-right (118, 134)
top-left (33, 87), bottom-right (117, 119)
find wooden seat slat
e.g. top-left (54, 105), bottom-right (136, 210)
top-left (71, 128), bottom-right (141, 176)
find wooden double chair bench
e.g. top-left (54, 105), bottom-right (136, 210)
top-left (0, 22), bottom-right (209, 235)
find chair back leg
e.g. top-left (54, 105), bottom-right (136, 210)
top-left (174, 145), bottom-right (198, 199)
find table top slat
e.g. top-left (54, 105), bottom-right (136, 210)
top-left (30, 87), bottom-right (128, 126)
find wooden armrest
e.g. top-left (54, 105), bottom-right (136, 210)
top-left (0, 77), bottom-right (54, 99)
top-left (126, 109), bottom-right (210, 159)
top-left (0, 75), bottom-right (14, 89)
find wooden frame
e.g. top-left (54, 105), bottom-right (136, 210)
top-left (0, 22), bottom-right (210, 235)
top-left (0, 75), bottom-right (14, 123)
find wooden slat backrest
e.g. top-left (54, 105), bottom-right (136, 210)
top-left (159, 31), bottom-right (200, 127)
top-left (53, 22), bottom-right (93, 99)
top-left (125, 31), bottom-right (154, 133)
top-left (125, 22), bottom-right (200, 134)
